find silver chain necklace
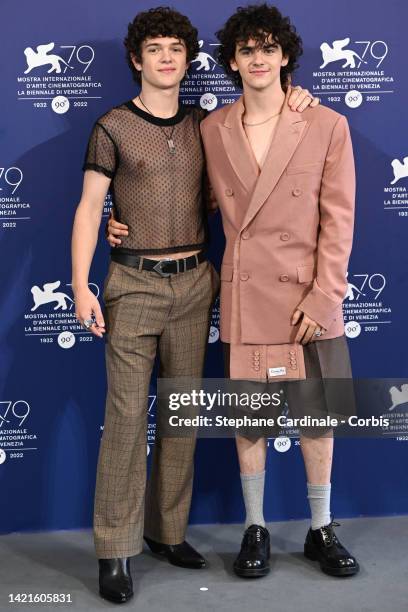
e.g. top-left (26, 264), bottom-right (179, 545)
top-left (138, 95), bottom-right (176, 153)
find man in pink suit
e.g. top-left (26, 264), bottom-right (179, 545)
top-left (198, 3), bottom-right (359, 579)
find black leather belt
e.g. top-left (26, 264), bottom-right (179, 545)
top-left (111, 249), bottom-right (206, 277)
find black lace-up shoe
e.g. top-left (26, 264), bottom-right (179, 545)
top-left (233, 524), bottom-right (270, 578)
top-left (304, 521), bottom-right (359, 577)
top-left (144, 536), bottom-right (206, 569)
top-left (98, 557), bottom-right (133, 603)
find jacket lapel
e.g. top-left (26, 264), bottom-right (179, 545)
top-left (241, 100), bottom-right (308, 230)
top-left (218, 96), bottom-right (259, 196)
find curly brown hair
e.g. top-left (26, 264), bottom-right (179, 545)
top-left (216, 4), bottom-right (303, 90)
top-left (124, 7), bottom-right (200, 84)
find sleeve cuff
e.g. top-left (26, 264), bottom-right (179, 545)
top-left (297, 280), bottom-right (341, 330)
top-left (82, 163), bottom-right (114, 179)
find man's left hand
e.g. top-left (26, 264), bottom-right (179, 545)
top-left (292, 309), bottom-right (326, 345)
top-left (288, 85), bottom-right (320, 112)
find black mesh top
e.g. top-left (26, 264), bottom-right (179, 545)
top-left (83, 100), bottom-right (209, 255)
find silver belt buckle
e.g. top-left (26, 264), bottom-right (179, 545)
top-left (152, 258), bottom-right (173, 277)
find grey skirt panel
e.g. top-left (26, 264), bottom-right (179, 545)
top-left (223, 336), bottom-right (356, 438)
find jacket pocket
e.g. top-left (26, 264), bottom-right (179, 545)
top-left (220, 263), bottom-right (234, 281)
top-left (286, 161), bottom-right (324, 175)
top-left (297, 264), bottom-right (315, 283)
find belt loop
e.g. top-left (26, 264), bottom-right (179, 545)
top-left (183, 257), bottom-right (186, 273)
top-left (176, 259), bottom-right (180, 274)
top-left (138, 256), bottom-right (143, 272)
top-left (195, 253), bottom-right (199, 266)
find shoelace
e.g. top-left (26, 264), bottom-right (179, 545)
top-left (320, 521), bottom-right (341, 547)
top-left (244, 528), bottom-right (263, 548)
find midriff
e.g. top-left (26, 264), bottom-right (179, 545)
top-left (144, 249), bottom-right (201, 260)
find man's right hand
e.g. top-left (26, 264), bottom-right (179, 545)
top-left (106, 211), bottom-right (129, 247)
top-left (74, 286), bottom-right (106, 338)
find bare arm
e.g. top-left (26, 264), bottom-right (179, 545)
top-left (71, 170), bottom-right (111, 337)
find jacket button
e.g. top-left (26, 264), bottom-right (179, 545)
top-left (291, 365), bottom-right (297, 370)
top-left (254, 351), bottom-right (260, 356)
top-left (289, 350), bottom-right (296, 356)
top-left (279, 274), bottom-right (289, 282)
top-left (240, 272), bottom-right (249, 281)
top-left (292, 188), bottom-right (302, 197)
top-left (242, 231), bottom-right (250, 240)
top-left (280, 232), bottom-right (290, 241)
top-left (225, 188), bottom-right (234, 196)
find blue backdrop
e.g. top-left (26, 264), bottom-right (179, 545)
top-left (1, 0), bottom-right (407, 534)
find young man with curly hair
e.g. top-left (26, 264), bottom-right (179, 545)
top-left (199, 3), bottom-right (359, 579)
top-left (76, 6), bottom-right (317, 602)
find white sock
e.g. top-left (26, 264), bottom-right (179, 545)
top-left (240, 471), bottom-right (266, 529)
top-left (307, 482), bottom-right (331, 530)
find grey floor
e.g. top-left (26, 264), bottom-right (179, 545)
top-left (1, 516), bottom-right (407, 612)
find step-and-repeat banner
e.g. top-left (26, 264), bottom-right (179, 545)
top-left (1, 0), bottom-right (407, 533)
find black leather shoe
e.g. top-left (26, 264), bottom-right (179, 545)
top-left (304, 521), bottom-right (359, 577)
top-left (98, 557), bottom-right (133, 603)
top-left (144, 536), bottom-right (206, 568)
top-left (233, 524), bottom-right (270, 578)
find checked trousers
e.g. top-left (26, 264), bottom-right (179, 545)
top-left (93, 258), bottom-right (218, 558)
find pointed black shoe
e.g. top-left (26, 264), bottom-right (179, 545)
top-left (98, 557), bottom-right (133, 604)
top-left (304, 521), bottom-right (359, 577)
top-left (144, 536), bottom-right (206, 569)
top-left (233, 524), bottom-right (270, 578)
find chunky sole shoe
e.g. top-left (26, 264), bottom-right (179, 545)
top-left (304, 543), bottom-right (360, 577)
top-left (233, 562), bottom-right (270, 578)
top-left (233, 525), bottom-right (271, 578)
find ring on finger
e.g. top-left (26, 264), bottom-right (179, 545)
top-left (83, 318), bottom-right (94, 330)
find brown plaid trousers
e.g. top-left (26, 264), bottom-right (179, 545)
top-left (94, 258), bottom-right (219, 558)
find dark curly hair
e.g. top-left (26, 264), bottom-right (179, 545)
top-left (216, 4), bottom-right (303, 90)
top-left (124, 7), bottom-right (200, 84)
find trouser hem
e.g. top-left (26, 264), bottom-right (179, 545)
top-left (95, 545), bottom-right (144, 560)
